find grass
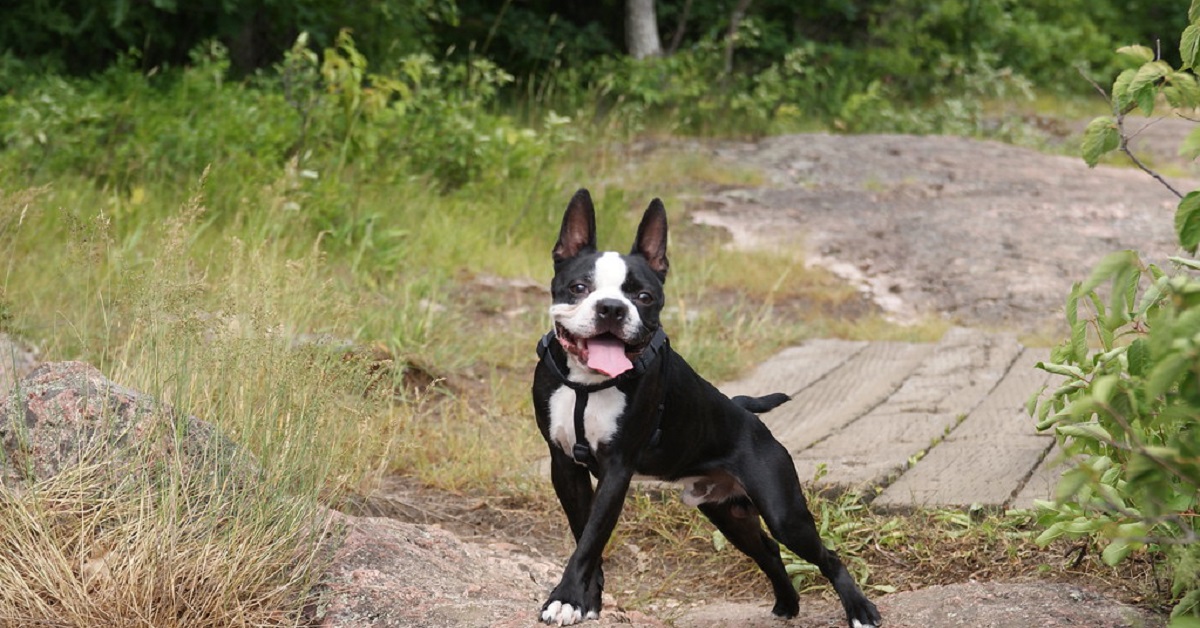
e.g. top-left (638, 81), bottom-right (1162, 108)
top-left (0, 462), bottom-right (334, 627)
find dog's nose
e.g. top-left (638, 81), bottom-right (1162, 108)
top-left (595, 298), bottom-right (627, 322)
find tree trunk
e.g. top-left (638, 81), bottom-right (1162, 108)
top-left (626, 0), bottom-right (663, 60)
top-left (723, 0), bottom-right (753, 75)
top-left (667, 0), bottom-right (693, 55)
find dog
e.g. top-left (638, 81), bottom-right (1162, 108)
top-left (531, 189), bottom-right (882, 627)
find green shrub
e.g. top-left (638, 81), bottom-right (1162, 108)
top-left (1031, 3), bottom-right (1200, 620)
top-left (837, 51), bottom-right (1034, 139)
top-left (0, 0), bottom-right (456, 74)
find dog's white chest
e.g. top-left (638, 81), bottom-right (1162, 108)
top-left (548, 385), bottom-right (625, 458)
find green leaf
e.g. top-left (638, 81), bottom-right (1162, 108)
top-left (1116, 45), bottom-right (1155, 66)
top-left (1164, 72), bottom-right (1200, 108)
top-left (1080, 116), bottom-right (1120, 167)
top-left (1126, 61), bottom-right (1171, 114)
top-left (1169, 615), bottom-right (1200, 628)
top-left (1025, 388), bottom-right (1043, 416)
top-left (1102, 538), bottom-right (1134, 566)
top-left (1130, 60), bottom-right (1172, 93)
top-left (1112, 68), bottom-right (1138, 112)
top-left (1035, 521), bottom-right (1066, 545)
top-left (1135, 85), bottom-right (1156, 115)
top-left (1057, 423), bottom-right (1113, 443)
top-left (1082, 250), bottom-right (1139, 293)
top-left (1183, 25), bottom-right (1200, 70)
top-left (1128, 339), bottom-right (1149, 377)
top-left (1066, 283), bottom-right (1088, 364)
top-left (1062, 515), bottom-right (1107, 534)
top-left (1147, 352), bottom-right (1188, 399)
top-left (1180, 126), bottom-right (1200, 160)
top-left (1175, 191), bottom-right (1200, 253)
top-left (1092, 375), bottom-right (1118, 404)
top-left (1191, 0), bottom-right (1200, 23)
top-left (1136, 277), bottom-right (1167, 317)
top-left (1106, 264), bottom-right (1139, 328)
top-left (1117, 522), bottom-right (1150, 541)
top-left (1169, 256), bottom-right (1200, 271)
top-left (1036, 361), bottom-right (1086, 379)
top-left (1051, 380), bottom-right (1088, 399)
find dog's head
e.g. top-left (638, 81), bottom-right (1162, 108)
top-left (549, 189), bottom-right (669, 379)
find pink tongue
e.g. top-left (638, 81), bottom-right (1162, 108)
top-left (586, 336), bottom-right (633, 377)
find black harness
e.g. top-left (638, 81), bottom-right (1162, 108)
top-left (536, 328), bottom-right (669, 473)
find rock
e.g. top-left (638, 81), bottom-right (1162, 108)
top-left (873, 582), bottom-right (1164, 628)
top-left (0, 361), bottom-right (256, 488)
top-left (0, 333), bottom-right (39, 397)
top-left (312, 512), bottom-right (667, 628)
top-left (672, 582), bottom-right (1163, 628)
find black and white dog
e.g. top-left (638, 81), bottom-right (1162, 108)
top-left (532, 190), bottom-right (881, 627)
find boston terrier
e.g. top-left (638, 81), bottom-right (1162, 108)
top-left (531, 189), bottom-right (882, 627)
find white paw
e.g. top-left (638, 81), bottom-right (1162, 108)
top-left (851, 620), bottom-right (879, 628)
top-left (541, 600), bottom-right (583, 625)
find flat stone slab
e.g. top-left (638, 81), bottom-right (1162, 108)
top-left (1012, 447), bottom-right (1072, 510)
top-left (754, 341), bottom-right (935, 452)
top-left (873, 348), bottom-right (1056, 510)
top-left (787, 328), bottom-right (1024, 492)
top-left (718, 339), bottom-right (867, 400)
top-left (873, 438), bottom-right (1052, 510)
top-left (719, 328), bottom-right (1070, 509)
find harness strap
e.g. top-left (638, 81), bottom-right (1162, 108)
top-left (537, 328), bottom-right (668, 471)
top-left (572, 389), bottom-right (592, 466)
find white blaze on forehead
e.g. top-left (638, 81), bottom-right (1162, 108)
top-left (548, 250), bottom-right (645, 373)
top-left (593, 252), bottom-right (628, 293)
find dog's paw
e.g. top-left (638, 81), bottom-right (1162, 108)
top-left (541, 600), bottom-right (598, 626)
top-left (847, 600), bottom-right (882, 628)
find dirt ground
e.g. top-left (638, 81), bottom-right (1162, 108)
top-left (364, 121), bottom-right (1198, 626)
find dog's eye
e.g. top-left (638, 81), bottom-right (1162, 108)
top-left (569, 283), bottom-right (589, 296)
top-left (635, 291), bottom-right (655, 305)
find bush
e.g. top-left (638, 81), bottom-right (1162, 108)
top-left (1031, 2), bottom-right (1200, 620)
top-left (0, 0), bottom-right (456, 74)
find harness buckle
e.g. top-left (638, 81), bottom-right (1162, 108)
top-left (572, 442), bottom-right (594, 466)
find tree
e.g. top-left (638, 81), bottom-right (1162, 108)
top-left (626, 0), bottom-right (663, 59)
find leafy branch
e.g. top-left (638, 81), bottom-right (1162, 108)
top-left (1033, 1), bottom-right (1200, 620)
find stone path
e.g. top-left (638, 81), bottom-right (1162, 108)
top-left (719, 327), bottom-right (1061, 511)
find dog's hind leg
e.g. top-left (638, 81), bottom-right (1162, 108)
top-left (737, 439), bottom-right (881, 628)
top-left (698, 497), bottom-right (800, 618)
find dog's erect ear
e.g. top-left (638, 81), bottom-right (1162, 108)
top-left (632, 198), bottom-right (669, 281)
top-left (553, 189), bottom-right (597, 263)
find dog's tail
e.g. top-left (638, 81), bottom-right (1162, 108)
top-left (732, 392), bottom-right (791, 414)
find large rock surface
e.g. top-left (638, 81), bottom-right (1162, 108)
top-left (691, 133), bottom-right (1194, 330)
top-left (671, 582), bottom-right (1162, 628)
top-left (312, 513), bottom-right (666, 628)
top-left (0, 361), bottom-right (254, 487)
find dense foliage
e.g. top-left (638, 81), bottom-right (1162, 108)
top-left (0, 1), bottom-right (1191, 138)
top-left (1032, 2), bottom-right (1200, 621)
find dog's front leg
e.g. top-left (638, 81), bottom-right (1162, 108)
top-left (549, 446), bottom-right (594, 542)
top-left (542, 455), bottom-right (633, 626)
